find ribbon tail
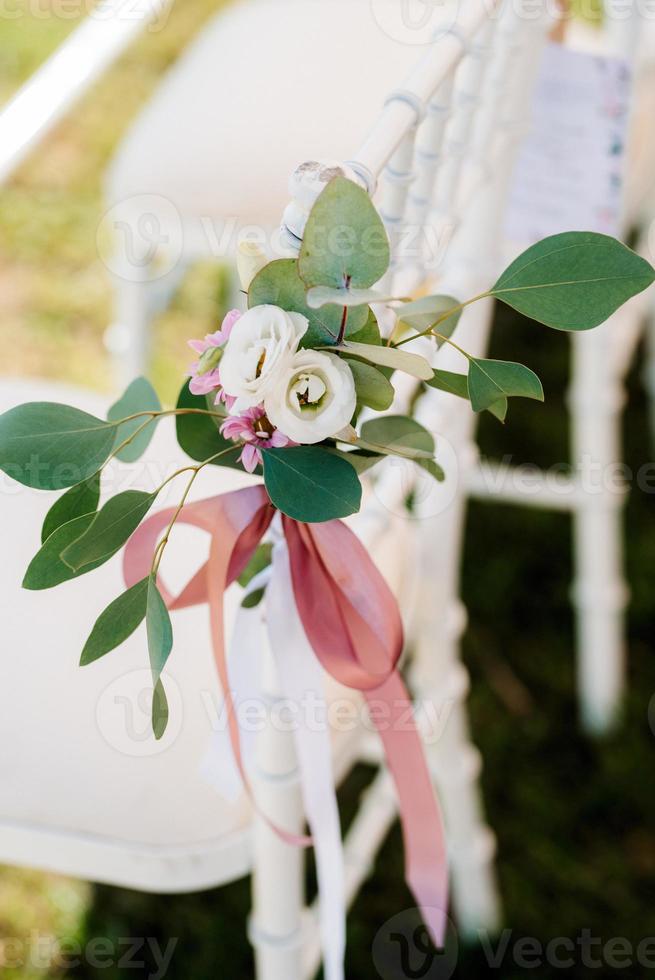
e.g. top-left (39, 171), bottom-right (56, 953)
top-left (199, 589), bottom-right (264, 802)
top-left (267, 539), bottom-right (346, 980)
top-left (366, 673), bottom-right (449, 948)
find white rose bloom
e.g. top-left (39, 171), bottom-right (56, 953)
top-left (265, 349), bottom-right (356, 444)
top-left (220, 304), bottom-right (308, 409)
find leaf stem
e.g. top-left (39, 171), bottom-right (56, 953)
top-left (108, 418), bottom-right (154, 463)
top-left (150, 445), bottom-right (237, 576)
top-left (337, 304), bottom-right (349, 345)
top-left (392, 292), bottom-right (490, 347)
top-left (115, 407), bottom-right (227, 426)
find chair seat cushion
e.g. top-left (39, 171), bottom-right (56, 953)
top-left (0, 378), bottom-right (373, 892)
top-left (106, 0), bottom-right (420, 247)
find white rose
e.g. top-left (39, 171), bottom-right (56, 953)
top-left (265, 349), bottom-right (356, 444)
top-left (220, 304), bottom-right (308, 409)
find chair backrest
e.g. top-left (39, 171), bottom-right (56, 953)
top-left (280, 0), bottom-right (553, 538)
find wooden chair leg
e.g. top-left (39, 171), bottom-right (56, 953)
top-left (103, 236), bottom-right (187, 389)
top-left (411, 435), bottom-right (502, 940)
top-left (570, 325), bottom-right (629, 734)
top-left (250, 643), bottom-right (305, 980)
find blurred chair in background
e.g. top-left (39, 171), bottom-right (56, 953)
top-left (0, 2), bottom-right (555, 975)
top-left (103, 0), bottom-right (655, 735)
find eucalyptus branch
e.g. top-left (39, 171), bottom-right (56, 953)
top-left (432, 333), bottom-right (474, 361)
top-left (114, 406), bottom-right (228, 426)
top-left (150, 445), bottom-right (237, 576)
top-left (108, 418), bottom-right (154, 463)
top-left (392, 292), bottom-right (490, 347)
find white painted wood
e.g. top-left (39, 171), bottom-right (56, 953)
top-left (250, 644), bottom-right (305, 980)
top-left (0, 0), bottom-right (172, 185)
top-left (0, 3), bottom-right (558, 977)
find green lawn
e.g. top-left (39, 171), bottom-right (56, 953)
top-left (1, 4), bottom-right (655, 979)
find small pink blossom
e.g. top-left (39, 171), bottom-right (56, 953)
top-left (188, 309), bottom-right (242, 396)
top-left (220, 406), bottom-right (291, 473)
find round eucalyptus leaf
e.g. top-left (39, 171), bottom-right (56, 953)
top-left (262, 446), bottom-right (362, 522)
top-left (0, 402), bottom-right (118, 490)
top-left (298, 177), bottom-right (390, 290)
top-left (249, 259), bottom-right (367, 347)
top-left (466, 358), bottom-right (544, 413)
top-left (491, 232), bottom-right (655, 330)
top-left (108, 377), bottom-right (161, 463)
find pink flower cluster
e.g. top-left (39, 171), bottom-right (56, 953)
top-left (188, 309), bottom-right (291, 473)
top-left (188, 308), bottom-right (241, 399)
top-left (221, 406), bottom-right (291, 473)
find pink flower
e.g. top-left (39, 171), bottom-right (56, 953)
top-left (188, 309), bottom-right (241, 396)
top-left (220, 406), bottom-right (291, 473)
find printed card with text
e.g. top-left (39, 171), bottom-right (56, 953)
top-left (506, 41), bottom-right (632, 244)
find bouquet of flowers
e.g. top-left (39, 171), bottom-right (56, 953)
top-left (0, 176), bottom-right (652, 968)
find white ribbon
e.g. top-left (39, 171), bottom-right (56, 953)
top-left (201, 543), bottom-right (346, 980)
top-left (267, 538), bottom-right (346, 980)
top-left (199, 568), bottom-right (269, 801)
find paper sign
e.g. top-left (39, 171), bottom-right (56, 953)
top-left (505, 41), bottom-right (632, 244)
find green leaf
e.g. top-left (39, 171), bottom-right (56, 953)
top-left (241, 586), bottom-right (266, 609)
top-left (426, 369), bottom-right (508, 422)
top-left (359, 416), bottom-right (435, 460)
top-left (0, 402), bottom-right (118, 490)
top-left (41, 473), bottom-right (101, 544)
top-left (336, 341), bottom-right (433, 380)
top-left (491, 232), bottom-right (655, 330)
top-left (61, 490), bottom-right (158, 572)
top-left (347, 308), bottom-right (381, 346)
top-left (306, 286), bottom-right (399, 308)
top-left (416, 458), bottom-right (445, 483)
top-left (249, 258), bottom-right (368, 347)
top-left (467, 359), bottom-right (544, 413)
top-left (108, 377), bottom-right (161, 463)
top-left (175, 383), bottom-right (241, 468)
top-left (262, 446), bottom-right (362, 522)
top-left (298, 177), bottom-right (390, 289)
top-left (147, 576), bottom-right (173, 686)
top-left (238, 543), bottom-right (273, 588)
top-left (397, 294), bottom-right (462, 344)
top-left (80, 577), bottom-right (149, 665)
top-left (23, 514), bottom-right (106, 590)
top-left (344, 358), bottom-right (394, 410)
top-left (328, 448), bottom-right (384, 475)
top-left (152, 678), bottom-right (169, 740)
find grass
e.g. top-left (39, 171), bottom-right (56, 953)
top-left (1, 4), bottom-right (655, 979)
top-left (0, 0), bottom-right (230, 401)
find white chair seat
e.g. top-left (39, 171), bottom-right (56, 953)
top-left (106, 0), bottom-right (419, 251)
top-left (0, 378), bottom-right (376, 892)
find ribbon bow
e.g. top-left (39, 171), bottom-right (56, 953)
top-left (123, 485), bottom-right (448, 972)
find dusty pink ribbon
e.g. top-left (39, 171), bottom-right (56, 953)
top-left (123, 485), bottom-right (448, 945)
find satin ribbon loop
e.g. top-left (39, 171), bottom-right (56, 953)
top-left (124, 485), bottom-right (449, 954)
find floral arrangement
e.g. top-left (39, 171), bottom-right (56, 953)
top-left (0, 176), bottom-right (653, 968)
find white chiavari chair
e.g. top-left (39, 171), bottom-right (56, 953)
top-left (102, 0), bottom-right (655, 737)
top-left (465, 5), bottom-right (655, 734)
top-left (0, 2), bottom-right (554, 977)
